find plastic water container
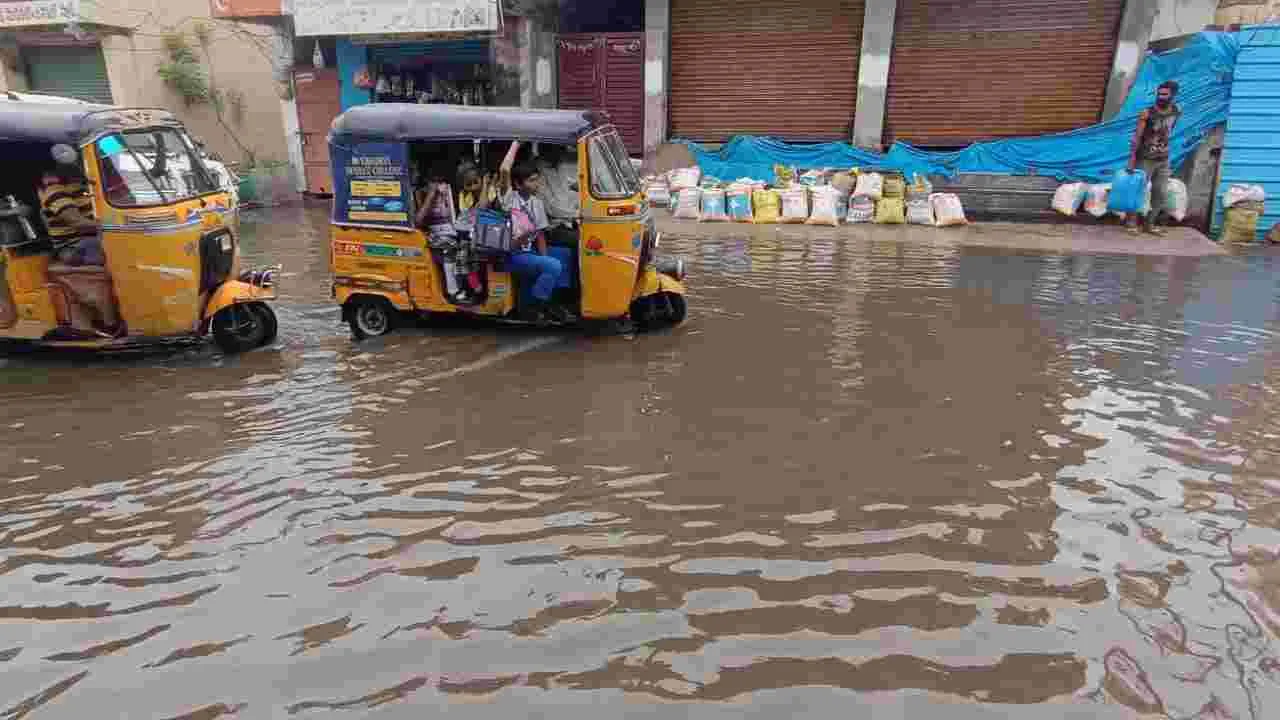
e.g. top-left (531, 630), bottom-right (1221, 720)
top-left (1108, 169), bottom-right (1148, 214)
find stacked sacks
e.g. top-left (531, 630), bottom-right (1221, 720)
top-left (906, 174), bottom-right (935, 225)
top-left (875, 171), bottom-right (906, 225)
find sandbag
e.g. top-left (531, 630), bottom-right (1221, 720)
top-left (1108, 169), bottom-right (1148, 214)
top-left (874, 197), bottom-right (906, 224)
top-left (673, 187), bottom-right (701, 220)
top-left (907, 173), bottom-right (933, 198)
top-left (854, 172), bottom-right (884, 200)
top-left (780, 187), bottom-right (809, 224)
top-left (1225, 183), bottom-right (1266, 208)
top-left (906, 197), bottom-right (935, 225)
top-left (1084, 184), bottom-right (1111, 217)
top-left (831, 172), bottom-right (855, 195)
top-left (1052, 182), bottom-right (1086, 216)
top-left (806, 186), bottom-right (842, 227)
top-left (882, 175), bottom-right (906, 198)
top-left (645, 179), bottom-right (671, 208)
top-left (1166, 178), bottom-right (1188, 222)
top-left (700, 188), bottom-right (729, 222)
top-left (1223, 206), bottom-right (1260, 243)
top-left (669, 167), bottom-right (701, 191)
top-left (727, 185), bottom-right (754, 222)
top-left (846, 194), bottom-right (874, 223)
top-left (930, 193), bottom-right (968, 227)
top-left (774, 165), bottom-right (797, 187)
top-left (753, 189), bottom-right (781, 223)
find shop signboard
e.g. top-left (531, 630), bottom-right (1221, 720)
top-left (0, 0), bottom-right (81, 28)
top-left (209, 0), bottom-right (284, 18)
top-left (332, 142), bottom-right (412, 228)
top-left (293, 0), bottom-right (499, 38)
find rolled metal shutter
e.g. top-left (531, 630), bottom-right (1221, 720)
top-left (884, 0), bottom-right (1125, 147)
top-left (602, 34), bottom-right (644, 155)
top-left (24, 45), bottom-right (113, 105)
top-left (669, 0), bottom-right (864, 142)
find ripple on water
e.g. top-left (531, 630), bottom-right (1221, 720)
top-left (1, 213), bottom-right (1279, 717)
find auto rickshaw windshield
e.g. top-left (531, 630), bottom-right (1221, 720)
top-left (95, 128), bottom-right (219, 208)
top-left (587, 131), bottom-right (640, 198)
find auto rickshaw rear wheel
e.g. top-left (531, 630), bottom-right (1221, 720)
top-left (212, 302), bottom-right (270, 354)
top-left (253, 303), bottom-right (278, 347)
top-left (348, 297), bottom-right (395, 340)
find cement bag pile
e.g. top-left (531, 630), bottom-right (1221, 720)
top-left (780, 187), bottom-right (809, 224)
top-left (847, 195), bottom-right (875, 223)
top-left (753, 189), bottom-right (781, 223)
top-left (727, 184), bottom-right (754, 222)
top-left (1084, 184), bottom-right (1111, 217)
top-left (673, 187), bottom-right (701, 220)
top-left (806, 186), bottom-right (843, 227)
top-left (700, 188), bottom-right (729, 222)
top-left (931, 193), bottom-right (968, 227)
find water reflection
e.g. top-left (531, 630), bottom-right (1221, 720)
top-left (1, 206), bottom-right (1278, 717)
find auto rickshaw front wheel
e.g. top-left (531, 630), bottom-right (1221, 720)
top-left (630, 292), bottom-right (687, 330)
top-left (347, 297), bottom-right (396, 340)
top-left (211, 302), bottom-right (275, 354)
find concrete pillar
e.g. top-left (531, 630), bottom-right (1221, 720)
top-left (852, 0), bottom-right (897, 149)
top-left (643, 0), bottom-right (669, 158)
top-left (1103, 0), bottom-right (1160, 119)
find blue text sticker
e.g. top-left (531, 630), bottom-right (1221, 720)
top-left (97, 135), bottom-right (124, 156)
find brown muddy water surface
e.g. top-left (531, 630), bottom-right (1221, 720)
top-left (2, 205), bottom-right (1279, 719)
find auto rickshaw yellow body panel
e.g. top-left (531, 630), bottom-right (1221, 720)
top-left (0, 102), bottom-right (280, 352)
top-left (325, 104), bottom-right (684, 337)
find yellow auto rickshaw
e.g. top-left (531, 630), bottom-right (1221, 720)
top-left (326, 104), bottom-right (686, 339)
top-left (0, 102), bottom-right (279, 353)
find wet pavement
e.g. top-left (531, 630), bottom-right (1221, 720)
top-left (2, 202), bottom-right (1279, 719)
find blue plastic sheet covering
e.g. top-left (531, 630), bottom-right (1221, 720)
top-left (682, 32), bottom-right (1241, 185)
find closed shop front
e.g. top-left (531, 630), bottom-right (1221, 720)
top-left (669, 0), bottom-right (864, 142)
top-left (558, 33), bottom-right (644, 155)
top-left (884, 0), bottom-right (1124, 147)
top-left (23, 44), bottom-right (113, 104)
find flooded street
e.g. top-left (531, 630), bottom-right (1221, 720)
top-left (3, 204), bottom-right (1280, 718)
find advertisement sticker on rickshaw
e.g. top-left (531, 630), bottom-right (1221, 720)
top-left (332, 142), bottom-right (412, 227)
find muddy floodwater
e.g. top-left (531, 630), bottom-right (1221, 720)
top-left (3, 205), bottom-right (1280, 719)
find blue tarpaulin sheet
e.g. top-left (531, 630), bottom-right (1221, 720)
top-left (681, 32), bottom-right (1241, 185)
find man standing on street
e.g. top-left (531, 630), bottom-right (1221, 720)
top-left (1127, 80), bottom-right (1181, 236)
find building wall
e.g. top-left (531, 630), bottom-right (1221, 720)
top-left (1216, 0), bottom-right (1280, 24)
top-left (108, 0), bottom-right (290, 166)
top-left (1151, 0), bottom-right (1221, 41)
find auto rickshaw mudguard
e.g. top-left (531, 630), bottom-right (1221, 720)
top-left (633, 268), bottom-right (686, 299)
top-left (204, 280), bottom-right (277, 321)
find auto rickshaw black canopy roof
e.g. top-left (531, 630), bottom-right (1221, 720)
top-left (0, 101), bottom-right (182, 145)
top-left (329, 104), bottom-right (609, 145)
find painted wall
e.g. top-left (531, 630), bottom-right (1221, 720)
top-left (335, 38), bottom-right (369, 111)
top-left (1151, 0), bottom-right (1220, 41)
top-left (96, 0), bottom-right (290, 166)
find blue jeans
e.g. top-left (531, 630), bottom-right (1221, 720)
top-left (507, 251), bottom-right (563, 304)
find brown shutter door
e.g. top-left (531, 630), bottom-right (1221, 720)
top-left (884, 0), bottom-right (1125, 147)
top-left (558, 35), bottom-right (600, 111)
top-left (670, 0), bottom-right (864, 142)
top-left (602, 34), bottom-right (645, 155)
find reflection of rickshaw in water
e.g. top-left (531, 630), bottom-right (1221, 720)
top-left (326, 104), bottom-right (688, 339)
top-left (0, 102), bottom-right (279, 353)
